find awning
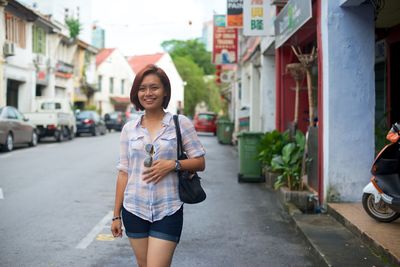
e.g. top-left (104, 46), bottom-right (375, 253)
top-left (110, 96), bottom-right (131, 104)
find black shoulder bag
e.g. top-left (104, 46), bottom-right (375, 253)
top-left (173, 115), bottom-right (206, 204)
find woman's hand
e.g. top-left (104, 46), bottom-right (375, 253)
top-left (111, 219), bottom-right (123, 238)
top-left (142, 160), bottom-right (175, 184)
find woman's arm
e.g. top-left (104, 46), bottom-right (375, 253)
top-left (111, 170), bottom-right (128, 237)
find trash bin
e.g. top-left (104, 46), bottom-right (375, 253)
top-left (237, 132), bottom-right (264, 182)
top-left (217, 120), bottom-right (234, 144)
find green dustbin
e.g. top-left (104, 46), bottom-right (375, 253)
top-left (217, 120), bottom-right (234, 144)
top-left (237, 132), bottom-right (264, 182)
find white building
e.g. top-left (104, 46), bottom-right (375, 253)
top-left (2, 0), bottom-right (61, 112)
top-left (127, 53), bottom-right (185, 115)
top-left (94, 48), bottom-right (135, 115)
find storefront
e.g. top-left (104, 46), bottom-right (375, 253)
top-left (274, 0), bottom-right (322, 198)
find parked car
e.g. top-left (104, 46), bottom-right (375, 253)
top-left (125, 106), bottom-right (143, 122)
top-left (24, 98), bottom-right (76, 142)
top-left (0, 106), bottom-right (38, 152)
top-left (104, 111), bottom-right (127, 132)
top-left (75, 110), bottom-right (107, 136)
top-left (193, 112), bottom-right (217, 135)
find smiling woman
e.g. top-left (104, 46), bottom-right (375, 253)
top-left (111, 64), bottom-right (206, 267)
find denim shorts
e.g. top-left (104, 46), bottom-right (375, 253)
top-left (122, 206), bottom-right (183, 243)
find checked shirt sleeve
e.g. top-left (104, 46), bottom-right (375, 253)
top-left (116, 125), bottom-right (129, 173)
top-left (179, 115), bottom-right (206, 159)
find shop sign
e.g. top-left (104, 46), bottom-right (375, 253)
top-left (55, 60), bottom-right (74, 79)
top-left (243, 0), bottom-right (274, 36)
top-left (213, 15), bottom-right (238, 65)
top-left (227, 0), bottom-right (243, 28)
top-left (274, 0), bottom-right (312, 48)
top-left (36, 69), bottom-right (48, 85)
top-left (214, 14), bottom-right (227, 27)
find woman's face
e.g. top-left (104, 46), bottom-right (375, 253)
top-left (138, 74), bottom-right (166, 111)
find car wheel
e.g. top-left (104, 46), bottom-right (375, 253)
top-left (29, 131), bottom-right (38, 147)
top-left (56, 128), bottom-right (64, 142)
top-left (68, 127), bottom-right (74, 140)
top-left (92, 127), bottom-right (99, 136)
top-left (2, 133), bottom-right (14, 152)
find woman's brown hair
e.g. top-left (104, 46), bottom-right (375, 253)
top-left (130, 64), bottom-right (171, 111)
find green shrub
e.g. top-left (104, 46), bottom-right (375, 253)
top-left (257, 130), bottom-right (290, 170)
top-left (271, 131), bottom-right (305, 190)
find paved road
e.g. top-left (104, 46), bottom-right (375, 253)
top-left (0, 131), bottom-right (323, 267)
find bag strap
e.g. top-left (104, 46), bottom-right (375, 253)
top-left (173, 115), bottom-right (184, 159)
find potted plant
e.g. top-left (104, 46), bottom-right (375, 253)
top-left (270, 130), bottom-right (305, 190)
top-left (257, 130), bottom-right (290, 188)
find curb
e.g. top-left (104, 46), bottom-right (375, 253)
top-left (280, 201), bottom-right (330, 267)
top-left (328, 204), bottom-right (400, 267)
top-left (279, 199), bottom-right (390, 267)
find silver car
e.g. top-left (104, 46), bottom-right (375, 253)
top-left (0, 106), bottom-right (38, 152)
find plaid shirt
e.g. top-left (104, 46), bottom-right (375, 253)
top-left (117, 112), bottom-right (205, 222)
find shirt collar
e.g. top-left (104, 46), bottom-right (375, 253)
top-left (133, 111), bottom-right (172, 128)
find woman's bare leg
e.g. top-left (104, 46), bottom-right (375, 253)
top-left (146, 237), bottom-right (177, 267)
top-left (128, 237), bottom-right (149, 267)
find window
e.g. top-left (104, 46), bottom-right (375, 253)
top-left (98, 75), bottom-right (102, 91)
top-left (32, 25), bottom-right (46, 54)
top-left (110, 77), bottom-right (114, 94)
top-left (121, 79), bottom-right (125, 95)
top-left (5, 12), bottom-right (26, 48)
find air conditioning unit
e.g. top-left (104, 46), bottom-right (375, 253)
top-left (3, 42), bottom-right (15, 57)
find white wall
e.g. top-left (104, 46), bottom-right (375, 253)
top-left (0, 5), bottom-right (6, 107)
top-left (260, 54), bottom-right (276, 132)
top-left (4, 21), bottom-right (36, 112)
top-left (95, 49), bottom-right (135, 115)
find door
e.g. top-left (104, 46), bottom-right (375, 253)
top-left (6, 80), bottom-right (20, 109)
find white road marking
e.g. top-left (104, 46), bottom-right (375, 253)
top-left (0, 153), bottom-right (12, 159)
top-left (76, 211), bottom-right (113, 249)
top-left (0, 188), bottom-right (4, 199)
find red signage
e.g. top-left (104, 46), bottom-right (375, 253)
top-left (212, 23), bottom-right (238, 65)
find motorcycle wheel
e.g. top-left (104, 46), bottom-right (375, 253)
top-left (362, 193), bottom-right (400, 222)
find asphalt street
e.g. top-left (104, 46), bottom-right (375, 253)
top-left (0, 131), bottom-right (324, 267)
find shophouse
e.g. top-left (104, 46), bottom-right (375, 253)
top-left (2, 0), bottom-right (60, 112)
top-left (232, 0), bottom-right (399, 204)
top-left (94, 48), bottom-right (134, 115)
top-left (127, 53), bottom-right (185, 115)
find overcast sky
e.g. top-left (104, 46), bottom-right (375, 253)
top-left (92, 0), bottom-right (227, 56)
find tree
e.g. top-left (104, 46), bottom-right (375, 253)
top-left (161, 39), bottom-right (215, 75)
top-left (173, 56), bottom-right (208, 116)
top-left (65, 17), bottom-right (82, 39)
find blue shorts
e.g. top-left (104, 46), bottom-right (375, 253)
top-left (121, 206), bottom-right (183, 243)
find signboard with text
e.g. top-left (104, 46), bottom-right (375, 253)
top-left (243, 0), bottom-right (274, 36)
top-left (274, 0), bottom-right (312, 48)
top-left (213, 15), bottom-right (238, 64)
top-left (227, 0), bottom-right (243, 28)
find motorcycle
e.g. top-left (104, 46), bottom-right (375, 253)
top-left (362, 122), bottom-right (400, 222)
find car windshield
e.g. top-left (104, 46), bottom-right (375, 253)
top-left (41, 102), bottom-right (61, 110)
top-left (198, 114), bottom-right (216, 121)
top-left (109, 113), bottom-right (119, 119)
top-left (76, 111), bottom-right (92, 119)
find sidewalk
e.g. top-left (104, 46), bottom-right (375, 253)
top-left (281, 198), bottom-right (400, 267)
top-left (329, 203), bottom-right (400, 266)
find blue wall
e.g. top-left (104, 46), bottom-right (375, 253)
top-left (322, 1), bottom-right (375, 202)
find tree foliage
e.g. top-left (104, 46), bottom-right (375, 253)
top-left (161, 39), bottom-right (215, 75)
top-left (65, 17), bottom-right (82, 39)
top-left (162, 39), bottom-right (223, 117)
top-left (173, 56), bottom-right (207, 116)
